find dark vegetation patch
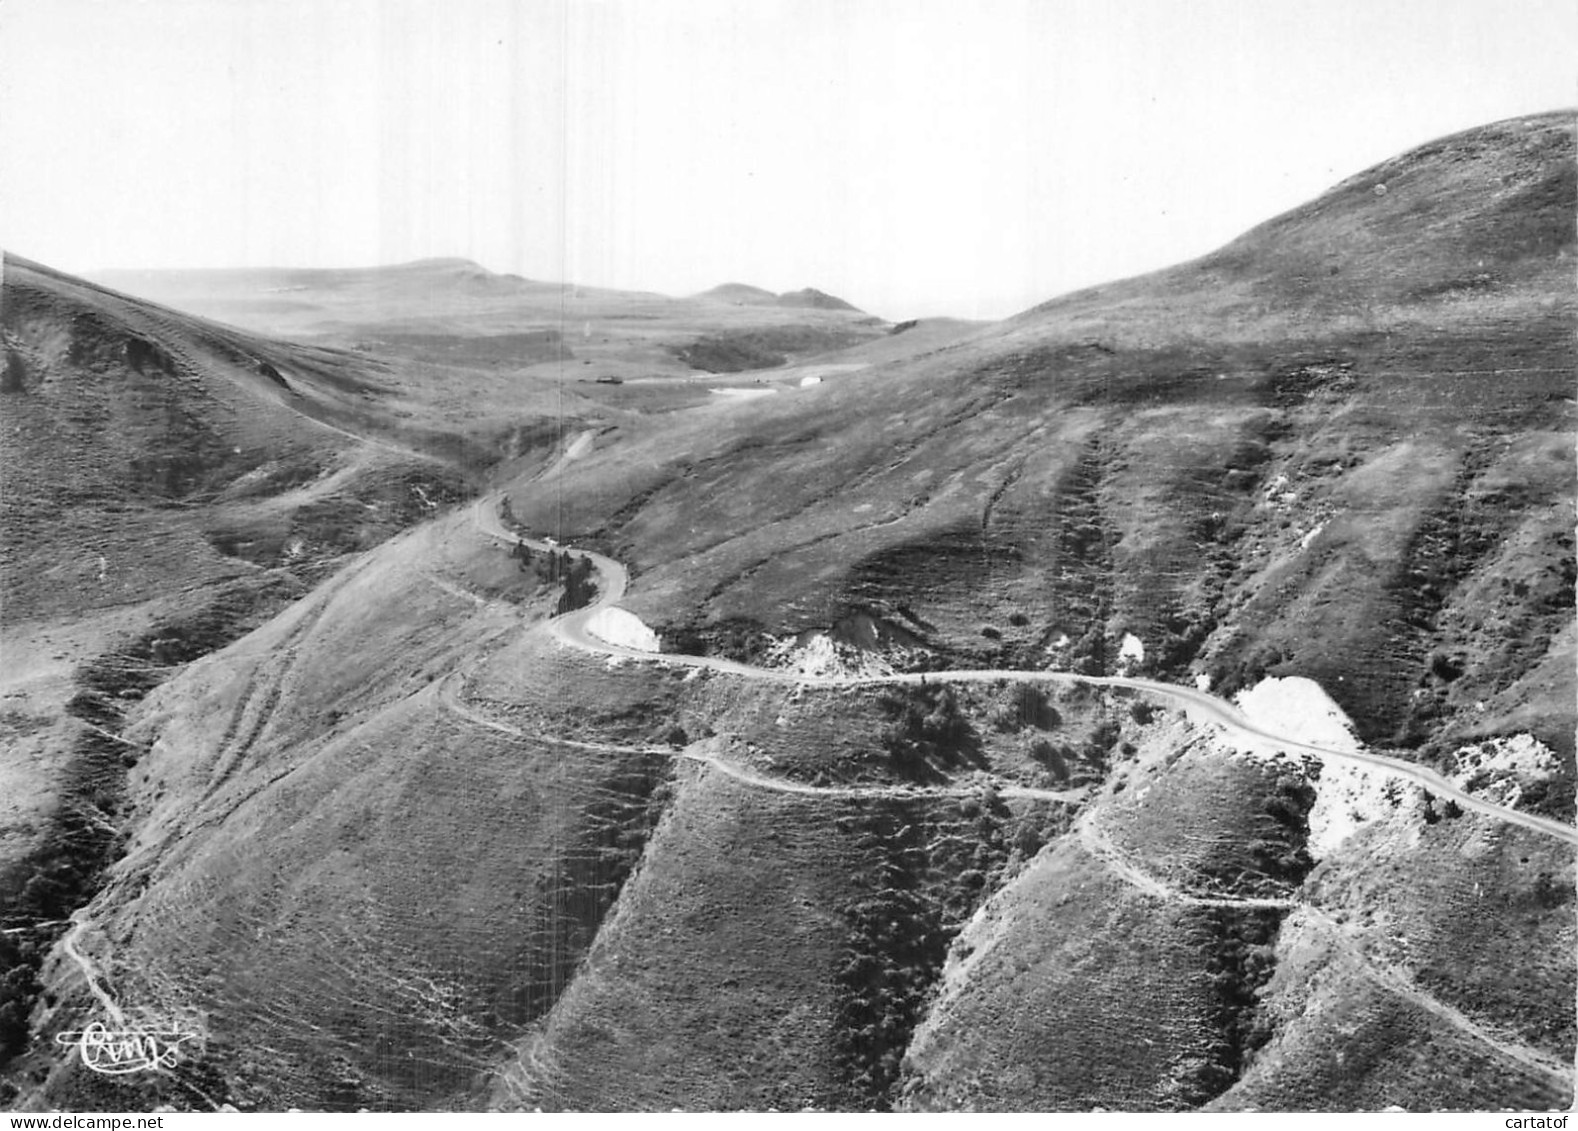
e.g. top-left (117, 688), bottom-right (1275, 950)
top-left (833, 808), bottom-right (949, 1108)
top-left (1, 340), bottom-right (29, 393)
top-left (661, 616), bottom-right (777, 666)
top-left (833, 790), bottom-right (1050, 1109)
top-left (669, 325), bottom-right (877, 373)
top-left (874, 684), bottom-right (983, 781)
top-left (1025, 702), bottom-right (1122, 790)
top-left (1386, 441), bottom-right (1549, 749)
top-left (1175, 907), bottom-right (1285, 1104)
top-left (1263, 359), bottom-right (1356, 408)
top-left (987, 682), bottom-right (1059, 733)
top-left (1044, 444), bottom-right (1115, 671)
top-left (508, 543), bottom-right (598, 614)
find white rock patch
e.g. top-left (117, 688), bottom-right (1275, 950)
top-left (764, 631), bottom-right (894, 680)
top-left (1231, 676), bottom-right (1418, 858)
top-left (1118, 633), bottom-right (1145, 666)
top-left (585, 608), bottom-right (661, 652)
top-left (1305, 758), bottom-right (1425, 858)
top-left (1235, 676), bottom-right (1361, 754)
top-left (1451, 733), bottom-right (1561, 809)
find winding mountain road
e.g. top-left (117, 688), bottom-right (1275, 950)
top-left (462, 482), bottom-right (1578, 1088)
top-left (435, 669), bottom-right (1082, 805)
top-left (471, 495), bottom-right (1578, 849)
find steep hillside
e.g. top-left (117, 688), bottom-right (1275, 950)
top-left (513, 111), bottom-right (1576, 760)
top-left (4, 111), bottom-right (1572, 1113)
top-left (0, 253), bottom-right (573, 1092)
top-left (489, 111), bottom-right (1574, 1109)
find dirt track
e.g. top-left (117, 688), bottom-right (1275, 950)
top-left (434, 521), bottom-right (1576, 1089)
top-left (434, 669), bottom-right (1083, 805)
top-left (60, 921), bottom-right (125, 1028)
top-left (471, 493), bottom-right (1578, 848)
top-left (1069, 806), bottom-right (1572, 1085)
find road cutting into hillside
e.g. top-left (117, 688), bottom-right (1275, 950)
top-left (470, 494), bottom-right (1578, 849)
top-left (443, 517), bottom-right (1577, 1088)
top-left (435, 670), bottom-right (1083, 805)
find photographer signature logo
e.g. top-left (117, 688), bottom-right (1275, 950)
top-left (54, 1020), bottom-right (201, 1075)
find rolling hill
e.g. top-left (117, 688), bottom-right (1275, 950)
top-left (696, 282), bottom-right (864, 314)
top-left (695, 283), bottom-right (781, 306)
top-left (2, 110), bottom-right (1572, 1113)
top-left (775, 288), bottom-right (862, 312)
top-left (97, 261), bottom-right (886, 383)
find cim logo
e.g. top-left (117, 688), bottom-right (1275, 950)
top-left (54, 1021), bottom-right (201, 1076)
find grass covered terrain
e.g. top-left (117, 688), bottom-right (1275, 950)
top-left (3, 111), bottom-right (1573, 1112)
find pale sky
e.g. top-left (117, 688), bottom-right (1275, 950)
top-left (1, 0), bottom-right (1573, 320)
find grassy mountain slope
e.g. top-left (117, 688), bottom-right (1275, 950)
top-left (512, 111), bottom-right (1575, 758)
top-left (3, 111), bottom-right (1572, 1112)
top-left (493, 110), bottom-right (1575, 1109)
top-left (0, 254), bottom-right (584, 1091)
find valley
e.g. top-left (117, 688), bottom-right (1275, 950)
top-left (1, 110), bottom-right (1573, 1113)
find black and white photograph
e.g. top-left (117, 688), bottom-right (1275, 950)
top-left (1, 0), bottom-right (1575, 1115)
